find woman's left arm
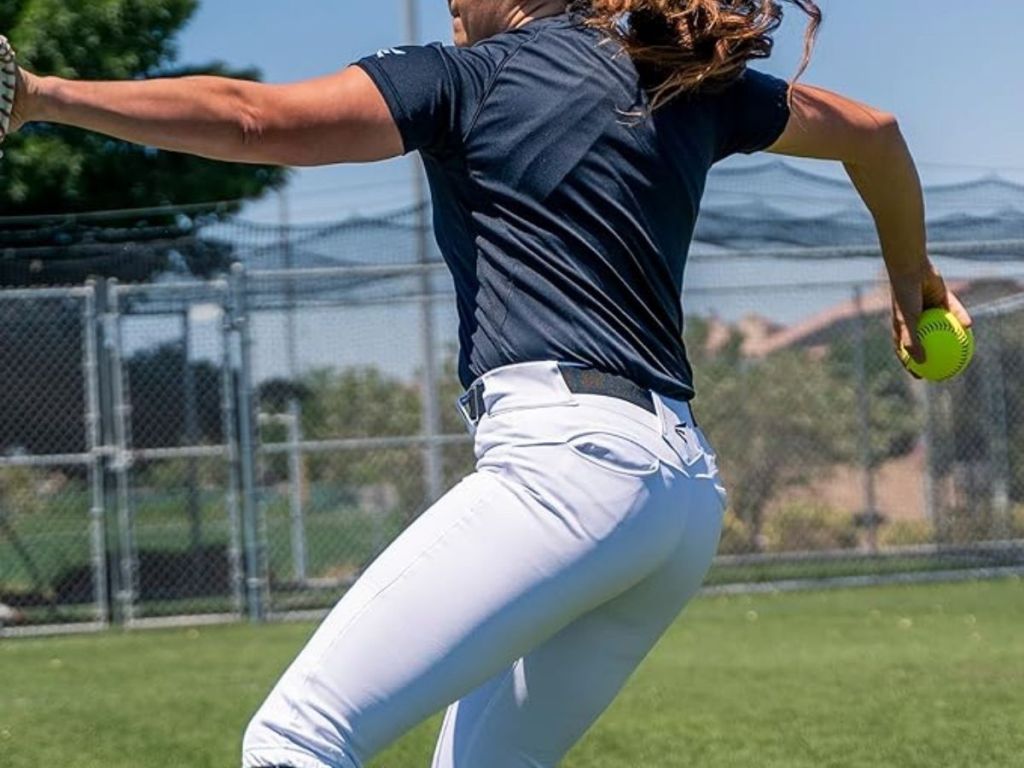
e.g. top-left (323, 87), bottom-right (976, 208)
top-left (767, 84), bottom-right (971, 363)
top-left (12, 65), bottom-right (403, 166)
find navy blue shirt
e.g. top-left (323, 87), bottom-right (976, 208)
top-left (357, 14), bottom-right (789, 399)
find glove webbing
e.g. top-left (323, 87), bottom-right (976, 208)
top-left (0, 36), bottom-right (18, 157)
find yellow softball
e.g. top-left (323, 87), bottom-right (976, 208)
top-left (898, 308), bottom-right (975, 381)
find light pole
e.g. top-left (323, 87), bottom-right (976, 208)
top-left (404, 0), bottom-right (445, 507)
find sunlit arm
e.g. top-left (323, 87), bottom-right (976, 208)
top-left (768, 84), bottom-right (927, 281)
top-left (27, 67), bottom-right (403, 166)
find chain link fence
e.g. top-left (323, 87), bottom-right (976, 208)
top-left (695, 280), bottom-right (1024, 589)
top-left (2, 261), bottom-right (1022, 635)
top-left (5, 156), bottom-right (1024, 634)
top-left (0, 286), bottom-right (107, 632)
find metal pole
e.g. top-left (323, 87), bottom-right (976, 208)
top-left (853, 288), bottom-right (879, 552)
top-left (231, 264), bottom-right (267, 621)
top-left (95, 279), bottom-right (122, 621)
top-left (983, 318), bottom-right (1012, 540)
top-left (182, 309), bottom-right (203, 560)
top-left (220, 287), bottom-right (245, 617)
top-left (287, 412), bottom-right (308, 582)
top-left (405, 0), bottom-right (445, 506)
top-left (279, 190), bottom-right (300, 387)
top-left (279, 190), bottom-right (308, 581)
top-left (920, 380), bottom-right (938, 526)
top-left (106, 281), bottom-right (136, 623)
top-left (82, 283), bottom-right (109, 626)
top-left (934, 388), bottom-right (955, 543)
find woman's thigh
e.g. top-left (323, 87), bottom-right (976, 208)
top-left (242, 437), bottom-right (690, 768)
top-left (430, 493), bottom-right (723, 768)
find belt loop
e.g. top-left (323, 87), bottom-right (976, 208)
top-left (456, 382), bottom-right (485, 435)
top-left (652, 393), bottom-right (674, 439)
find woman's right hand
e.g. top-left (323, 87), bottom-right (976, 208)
top-left (889, 264), bottom-right (973, 367)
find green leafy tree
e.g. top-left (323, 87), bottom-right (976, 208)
top-left (688, 319), bottom-right (857, 551)
top-left (296, 368), bottom-right (426, 515)
top-left (0, 0), bottom-right (286, 285)
top-left (826, 318), bottom-right (920, 463)
top-left (930, 310), bottom-right (1024, 541)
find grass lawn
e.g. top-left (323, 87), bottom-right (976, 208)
top-left (2, 580), bottom-right (1022, 768)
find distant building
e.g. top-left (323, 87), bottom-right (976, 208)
top-left (745, 278), bottom-right (1022, 359)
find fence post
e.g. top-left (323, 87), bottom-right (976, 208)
top-left (417, 217), bottom-right (444, 507)
top-left (181, 309), bottom-right (204, 586)
top-left (853, 287), bottom-right (880, 552)
top-left (231, 264), bottom-right (267, 621)
top-left (932, 388), bottom-right (956, 542)
top-left (279, 193), bottom-right (309, 581)
top-left (287, 410), bottom-right (308, 583)
top-left (920, 380), bottom-right (938, 526)
top-left (82, 282), bottom-right (109, 626)
top-left (105, 280), bottom-right (137, 624)
top-left (405, 0), bottom-right (444, 509)
top-left (220, 285), bottom-right (245, 617)
top-left (95, 280), bottom-right (121, 622)
top-left (982, 316), bottom-right (1012, 540)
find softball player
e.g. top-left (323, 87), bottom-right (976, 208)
top-left (1, 1), bottom-right (971, 766)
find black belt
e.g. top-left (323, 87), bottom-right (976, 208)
top-left (459, 364), bottom-right (658, 427)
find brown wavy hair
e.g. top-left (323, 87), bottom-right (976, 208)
top-left (571, 0), bottom-right (822, 108)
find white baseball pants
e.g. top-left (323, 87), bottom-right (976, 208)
top-left (242, 361), bottom-right (726, 768)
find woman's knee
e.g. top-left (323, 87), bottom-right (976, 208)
top-left (241, 703), bottom-right (362, 768)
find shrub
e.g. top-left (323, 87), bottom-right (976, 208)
top-left (717, 512), bottom-right (755, 555)
top-left (762, 503), bottom-right (858, 553)
top-left (879, 519), bottom-right (933, 548)
top-left (0, 467), bottom-right (46, 517)
top-left (937, 506), bottom-right (1017, 544)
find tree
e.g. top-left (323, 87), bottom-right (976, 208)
top-left (932, 310), bottom-right (1024, 541)
top-left (125, 343), bottom-right (224, 449)
top-left (688, 319), bottom-right (857, 551)
top-left (0, 296), bottom-right (85, 455)
top-left (0, 0), bottom-right (287, 285)
top-left (294, 367), bottom-right (427, 516)
top-left (825, 317), bottom-right (920, 463)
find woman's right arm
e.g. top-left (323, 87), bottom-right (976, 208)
top-left (11, 65), bottom-right (403, 167)
top-left (767, 84), bottom-right (971, 363)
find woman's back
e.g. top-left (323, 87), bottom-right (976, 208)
top-left (358, 14), bottom-right (790, 398)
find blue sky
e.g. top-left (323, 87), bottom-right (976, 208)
top-left (177, 0), bottom-right (1024, 223)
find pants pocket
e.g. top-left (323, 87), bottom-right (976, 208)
top-left (567, 431), bottom-right (662, 478)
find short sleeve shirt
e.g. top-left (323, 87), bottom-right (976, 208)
top-left (357, 14), bottom-right (789, 399)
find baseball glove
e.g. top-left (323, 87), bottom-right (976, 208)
top-left (0, 35), bottom-right (18, 158)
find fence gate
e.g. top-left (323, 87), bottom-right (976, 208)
top-left (102, 277), bottom-right (266, 626)
top-left (0, 285), bottom-right (107, 632)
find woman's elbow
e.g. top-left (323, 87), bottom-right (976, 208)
top-left (233, 101), bottom-right (320, 166)
top-left (237, 104), bottom-right (266, 147)
top-left (863, 108), bottom-right (904, 154)
top-left (217, 80), bottom-right (281, 162)
top-left (839, 106), bottom-right (906, 168)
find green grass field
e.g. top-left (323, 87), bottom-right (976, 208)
top-left (2, 580), bottom-right (1023, 768)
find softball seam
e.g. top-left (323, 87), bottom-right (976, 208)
top-left (916, 316), bottom-right (972, 379)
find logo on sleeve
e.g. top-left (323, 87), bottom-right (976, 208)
top-left (376, 48), bottom-right (407, 59)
